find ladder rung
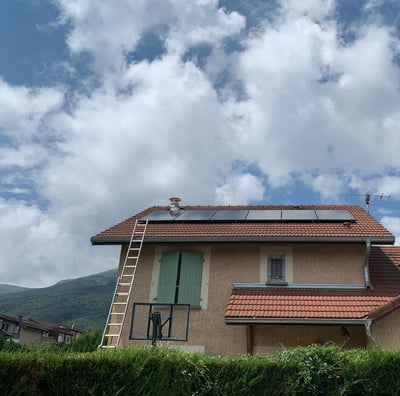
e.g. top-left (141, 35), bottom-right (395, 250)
top-left (121, 274), bottom-right (133, 277)
top-left (116, 292), bottom-right (129, 296)
top-left (127, 256), bottom-right (138, 259)
top-left (119, 283), bottom-right (131, 286)
top-left (100, 346), bottom-right (117, 349)
top-left (125, 264), bottom-right (137, 267)
top-left (129, 247), bottom-right (140, 250)
top-left (108, 323), bottom-right (122, 326)
top-left (113, 302), bottom-right (127, 305)
top-left (111, 312), bottom-right (124, 315)
top-left (105, 334), bottom-right (119, 337)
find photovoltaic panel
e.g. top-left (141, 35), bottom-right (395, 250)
top-left (246, 210), bottom-right (282, 220)
top-left (281, 210), bottom-right (318, 220)
top-left (315, 210), bottom-right (354, 221)
top-left (210, 210), bottom-right (249, 221)
top-left (176, 210), bottom-right (216, 221)
top-left (140, 210), bottom-right (180, 221)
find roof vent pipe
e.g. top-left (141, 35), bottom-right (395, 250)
top-left (169, 197), bottom-right (182, 216)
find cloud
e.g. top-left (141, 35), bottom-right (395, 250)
top-left (216, 172), bottom-right (265, 204)
top-left (381, 216), bottom-right (400, 245)
top-left (233, 6), bottom-right (400, 195)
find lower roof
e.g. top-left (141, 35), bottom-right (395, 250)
top-left (225, 246), bottom-right (400, 323)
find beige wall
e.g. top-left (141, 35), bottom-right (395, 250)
top-left (116, 241), bottom-right (367, 356)
top-left (371, 310), bottom-right (400, 351)
top-left (252, 324), bottom-right (366, 354)
top-left (293, 244), bottom-right (365, 284)
top-left (19, 328), bottom-right (44, 345)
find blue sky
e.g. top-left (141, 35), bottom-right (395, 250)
top-left (1, 0), bottom-right (400, 287)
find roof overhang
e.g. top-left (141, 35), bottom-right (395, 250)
top-left (91, 235), bottom-right (395, 246)
top-left (225, 317), bottom-right (369, 325)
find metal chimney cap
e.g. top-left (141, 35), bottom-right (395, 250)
top-left (169, 197), bottom-right (181, 204)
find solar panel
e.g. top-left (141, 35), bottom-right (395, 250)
top-left (210, 210), bottom-right (249, 221)
top-left (281, 210), bottom-right (318, 220)
top-left (176, 210), bottom-right (216, 221)
top-left (315, 210), bottom-right (354, 221)
top-left (141, 208), bottom-right (355, 223)
top-left (140, 210), bottom-right (179, 221)
top-left (246, 210), bottom-right (282, 220)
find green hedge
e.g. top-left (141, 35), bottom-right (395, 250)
top-left (0, 345), bottom-right (400, 395)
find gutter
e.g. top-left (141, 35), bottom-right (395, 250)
top-left (225, 317), bottom-right (368, 325)
top-left (91, 235), bottom-right (396, 246)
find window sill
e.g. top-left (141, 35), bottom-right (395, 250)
top-left (266, 281), bottom-right (288, 286)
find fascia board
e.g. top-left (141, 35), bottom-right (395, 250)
top-left (91, 236), bottom-right (395, 245)
top-left (225, 317), bottom-right (368, 325)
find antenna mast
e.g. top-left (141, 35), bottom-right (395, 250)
top-left (352, 193), bottom-right (391, 211)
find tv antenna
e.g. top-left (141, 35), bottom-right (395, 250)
top-left (352, 193), bottom-right (391, 211)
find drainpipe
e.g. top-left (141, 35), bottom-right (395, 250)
top-left (246, 325), bottom-right (253, 355)
top-left (364, 238), bottom-right (371, 289)
top-left (364, 319), bottom-right (380, 347)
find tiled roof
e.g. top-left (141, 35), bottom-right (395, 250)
top-left (91, 205), bottom-right (394, 244)
top-left (225, 246), bottom-right (400, 322)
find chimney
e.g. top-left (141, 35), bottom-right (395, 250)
top-left (169, 197), bottom-right (182, 216)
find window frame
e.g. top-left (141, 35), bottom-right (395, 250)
top-left (260, 246), bottom-right (293, 285)
top-left (267, 255), bottom-right (286, 283)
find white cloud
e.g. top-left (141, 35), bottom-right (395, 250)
top-left (0, 78), bottom-right (63, 141)
top-left (381, 216), bottom-right (400, 245)
top-left (216, 173), bottom-right (265, 204)
top-left (233, 7), bottom-right (400, 193)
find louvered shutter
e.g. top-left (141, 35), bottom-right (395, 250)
top-left (178, 251), bottom-right (203, 306)
top-left (157, 251), bottom-right (179, 303)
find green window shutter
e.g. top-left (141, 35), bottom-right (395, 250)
top-left (157, 251), bottom-right (179, 303)
top-left (178, 251), bottom-right (203, 306)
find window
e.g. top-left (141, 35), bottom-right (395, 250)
top-left (267, 255), bottom-right (286, 283)
top-left (157, 251), bottom-right (203, 306)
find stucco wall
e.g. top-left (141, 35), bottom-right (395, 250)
top-left (116, 241), bottom-right (367, 356)
top-left (293, 244), bottom-right (365, 284)
top-left (371, 309), bottom-right (400, 351)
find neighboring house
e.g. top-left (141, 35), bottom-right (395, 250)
top-left (0, 313), bottom-right (83, 345)
top-left (91, 199), bottom-right (400, 356)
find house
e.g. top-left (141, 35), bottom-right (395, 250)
top-left (0, 313), bottom-right (83, 345)
top-left (91, 199), bottom-right (400, 356)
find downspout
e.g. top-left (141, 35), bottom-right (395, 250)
top-left (246, 325), bottom-right (253, 355)
top-left (364, 319), bottom-right (380, 347)
top-left (363, 238), bottom-right (371, 289)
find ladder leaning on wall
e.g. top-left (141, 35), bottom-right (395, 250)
top-left (99, 219), bottom-right (148, 349)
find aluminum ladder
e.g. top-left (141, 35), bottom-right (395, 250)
top-left (99, 219), bottom-right (148, 348)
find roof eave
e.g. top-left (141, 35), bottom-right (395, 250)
top-left (225, 317), bottom-right (368, 325)
top-left (91, 235), bottom-right (395, 246)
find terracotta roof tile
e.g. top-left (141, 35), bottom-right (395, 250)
top-left (91, 205), bottom-right (394, 243)
top-left (226, 246), bottom-right (400, 321)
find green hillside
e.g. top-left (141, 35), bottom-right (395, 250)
top-left (0, 269), bottom-right (117, 331)
top-left (0, 284), bottom-right (29, 297)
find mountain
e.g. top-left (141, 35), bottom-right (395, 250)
top-left (0, 284), bottom-right (29, 297)
top-left (0, 269), bottom-right (117, 331)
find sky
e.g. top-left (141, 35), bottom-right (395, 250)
top-left (1, 0), bottom-right (400, 287)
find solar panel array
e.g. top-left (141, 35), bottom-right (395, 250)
top-left (141, 209), bottom-right (355, 222)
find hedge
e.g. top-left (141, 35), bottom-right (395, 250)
top-left (1, 345), bottom-right (400, 395)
